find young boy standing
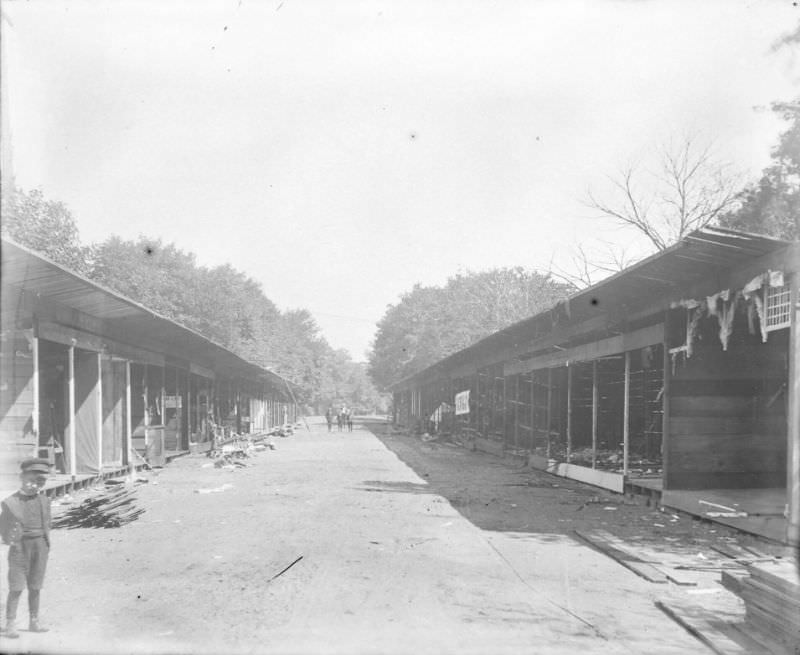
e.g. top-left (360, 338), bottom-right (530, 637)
top-left (0, 457), bottom-right (52, 639)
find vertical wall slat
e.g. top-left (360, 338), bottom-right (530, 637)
top-left (67, 345), bottom-right (76, 478)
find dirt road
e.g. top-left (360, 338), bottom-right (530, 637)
top-left (3, 418), bottom-right (750, 654)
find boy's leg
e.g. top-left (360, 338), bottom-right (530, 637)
top-left (5, 591), bottom-right (22, 638)
top-left (28, 590), bottom-right (47, 632)
top-left (5, 542), bottom-right (28, 638)
top-left (27, 538), bottom-right (49, 632)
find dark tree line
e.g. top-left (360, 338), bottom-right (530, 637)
top-left (368, 268), bottom-right (571, 389)
top-left (718, 99), bottom-right (800, 241)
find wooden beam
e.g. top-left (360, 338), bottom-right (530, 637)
top-left (502, 375), bottom-right (508, 447)
top-left (787, 272), bottom-right (800, 546)
top-left (623, 351), bottom-right (631, 478)
top-left (32, 336), bottom-right (39, 438)
top-left (96, 353), bottom-right (103, 473)
top-left (662, 317), bottom-right (672, 492)
top-left (189, 362), bottom-right (215, 380)
top-left (546, 368), bottom-right (553, 460)
top-left (161, 364), bottom-right (166, 430)
top-left (566, 365), bottom-right (573, 463)
top-left (592, 360), bottom-right (598, 469)
top-left (143, 363), bottom-right (149, 451)
top-left (505, 323), bottom-right (665, 376)
top-left (475, 370), bottom-right (480, 433)
top-left (514, 375), bottom-right (519, 448)
top-left (125, 361), bottom-right (132, 469)
top-left (67, 345), bottom-right (76, 478)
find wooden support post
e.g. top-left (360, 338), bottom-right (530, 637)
top-left (787, 272), bottom-right (800, 546)
top-left (514, 375), bottom-right (520, 449)
top-left (143, 363), bottom-right (149, 453)
top-left (96, 353), bottom-right (103, 473)
top-left (592, 360), bottom-right (598, 469)
top-left (546, 368), bottom-right (553, 460)
top-left (125, 361), bottom-right (132, 469)
top-left (623, 351), bottom-right (631, 478)
top-left (67, 345), bottom-right (76, 478)
top-left (187, 373), bottom-right (194, 444)
top-left (530, 372), bottom-right (536, 454)
top-left (32, 335), bottom-right (39, 439)
top-left (160, 365), bottom-right (166, 427)
top-left (502, 375), bottom-right (508, 448)
top-left (662, 317), bottom-right (671, 491)
top-left (566, 364), bottom-right (573, 463)
top-left (475, 371), bottom-right (480, 433)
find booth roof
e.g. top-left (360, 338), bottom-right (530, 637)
top-left (389, 226), bottom-right (792, 390)
top-left (1, 236), bottom-right (297, 393)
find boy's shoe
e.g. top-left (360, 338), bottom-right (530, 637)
top-left (29, 618), bottom-right (49, 633)
top-left (5, 620), bottom-right (19, 638)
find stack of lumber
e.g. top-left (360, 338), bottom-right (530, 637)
top-left (52, 487), bottom-right (144, 529)
top-left (739, 560), bottom-right (800, 653)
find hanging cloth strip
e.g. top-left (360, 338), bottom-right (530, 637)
top-left (741, 273), bottom-right (769, 343)
top-left (686, 303), bottom-right (705, 358)
top-left (768, 270), bottom-right (784, 287)
top-left (705, 290), bottom-right (736, 350)
top-left (717, 293), bottom-right (737, 351)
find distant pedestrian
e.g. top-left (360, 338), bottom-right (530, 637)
top-left (336, 411), bottom-right (344, 432)
top-left (325, 407), bottom-right (334, 432)
top-left (0, 458), bottom-right (53, 639)
top-left (346, 412), bottom-right (353, 432)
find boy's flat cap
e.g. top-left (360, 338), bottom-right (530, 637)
top-left (20, 458), bottom-right (51, 474)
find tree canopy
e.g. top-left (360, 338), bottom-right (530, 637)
top-left (1, 186), bottom-right (92, 274)
top-left (718, 99), bottom-right (800, 240)
top-left (368, 268), bottom-right (570, 389)
top-left (1, 187), bottom-right (384, 410)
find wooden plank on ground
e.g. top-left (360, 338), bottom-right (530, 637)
top-left (743, 602), bottom-right (800, 645)
top-left (655, 601), bottom-right (771, 655)
top-left (738, 544), bottom-right (774, 560)
top-left (720, 569), bottom-right (749, 596)
top-left (746, 560), bottom-right (800, 599)
top-left (573, 530), bottom-right (668, 584)
top-left (593, 529), bottom-right (697, 584)
top-left (729, 623), bottom-right (796, 655)
top-left (710, 542), bottom-right (758, 560)
top-left (741, 578), bottom-right (800, 618)
top-left (664, 568), bottom-right (698, 586)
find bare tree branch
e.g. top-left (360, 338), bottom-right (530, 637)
top-left (584, 135), bottom-right (741, 251)
top-left (548, 241), bottom-right (637, 290)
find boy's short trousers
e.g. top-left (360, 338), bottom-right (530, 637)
top-left (8, 537), bottom-right (49, 591)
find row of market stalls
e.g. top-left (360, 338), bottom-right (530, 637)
top-left (391, 227), bottom-right (800, 545)
top-left (0, 237), bottom-right (298, 489)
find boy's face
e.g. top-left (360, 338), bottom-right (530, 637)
top-left (20, 472), bottom-right (47, 495)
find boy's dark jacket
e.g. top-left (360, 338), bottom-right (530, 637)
top-left (0, 493), bottom-right (51, 547)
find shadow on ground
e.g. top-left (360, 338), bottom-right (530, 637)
top-left (358, 418), bottom-right (749, 548)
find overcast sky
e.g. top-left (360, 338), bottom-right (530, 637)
top-left (3, 0), bottom-right (798, 361)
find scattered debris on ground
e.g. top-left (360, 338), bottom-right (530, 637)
top-left (269, 555), bottom-right (304, 581)
top-left (195, 483), bottom-right (234, 494)
top-left (52, 486), bottom-right (144, 529)
top-left (205, 432), bottom-right (277, 468)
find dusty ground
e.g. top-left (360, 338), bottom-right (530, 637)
top-left (368, 421), bottom-right (787, 554)
top-left (0, 417), bottom-right (775, 655)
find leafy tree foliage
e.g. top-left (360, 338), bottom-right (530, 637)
top-left (1, 186), bottom-right (91, 273)
top-left (316, 351), bottom-right (388, 413)
top-left (91, 236), bottom-right (385, 407)
top-left (1, 189), bottom-right (383, 410)
top-left (91, 236), bottom-right (281, 350)
top-left (369, 268), bottom-right (570, 389)
top-left (718, 99), bottom-right (800, 240)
